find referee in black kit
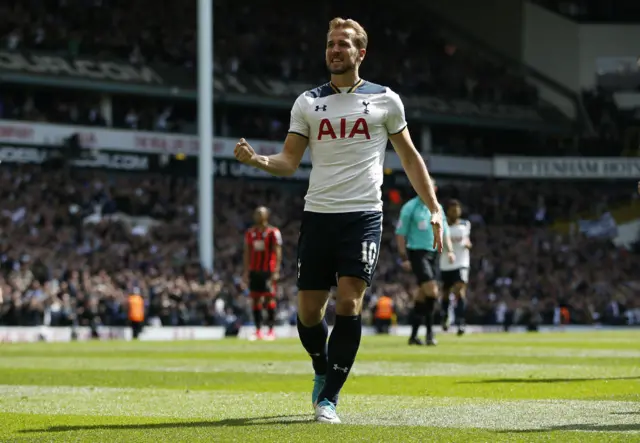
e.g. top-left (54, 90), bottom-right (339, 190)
top-left (396, 181), bottom-right (454, 346)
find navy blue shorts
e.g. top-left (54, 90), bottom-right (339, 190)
top-left (297, 211), bottom-right (383, 290)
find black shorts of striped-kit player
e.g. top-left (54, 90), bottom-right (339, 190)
top-left (440, 268), bottom-right (469, 289)
top-left (296, 211), bottom-right (383, 290)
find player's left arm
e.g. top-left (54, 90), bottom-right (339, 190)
top-left (443, 213), bottom-right (454, 252)
top-left (243, 231), bottom-right (251, 283)
top-left (386, 91), bottom-right (442, 250)
top-left (442, 210), bottom-right (455, 262)
top-left (272, 228), bottom-right (283, 280)
top-left (465, 221), bottom-right (473, 249)
top-left (389, 129), bottom-right (439, 215)
top-left (386, 93), bottom-right (440, 214)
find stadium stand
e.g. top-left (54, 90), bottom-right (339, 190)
top-left (2, 0), bottom-right (535, 102)
top-left (0, 164), bottom-right (637, 329)
top-left (0, 0), bottom-right (638, 333)
top-left (531, 0), bottom-right (640, 22)
top-left (0, 0), bottom-right (581, 135)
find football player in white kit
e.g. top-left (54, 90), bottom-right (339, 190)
top-left (234, 17), bottom-right (444, 424)
top-left (440, 199), bottom-right (472, 336)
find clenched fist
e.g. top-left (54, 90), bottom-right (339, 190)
top-left (234, 138), bottom-right (257, 165)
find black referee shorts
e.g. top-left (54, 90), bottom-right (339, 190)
top-left (407, 249), bottom-right (439, 285)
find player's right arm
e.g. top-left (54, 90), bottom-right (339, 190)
top-left (234, 94), bottom-right (309, 177)
top-left (236, 134), bottom-right (307, 177)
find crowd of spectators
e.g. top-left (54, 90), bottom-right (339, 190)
top-left (2, 82), bottom-right (630, 162)
top-left (0, 0), bottom-right (594, 159)
top-left (579, 86), bottom-right (640, 158)
top-left (532, 0), bottom-right (640, 22)
top-left (0, 1), bottom-right (637, 333)
top-left (1, 0), bottom-right (543, 107)
top-left (0, 164), bottom-right (638, 332)
top-left (0, 83), bottom-right (590, 160)
top-left (0, 86), bottom-right (291, 143)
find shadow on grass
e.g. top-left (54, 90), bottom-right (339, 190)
top-left (499, 423), bottom-right (640, 433)
top-left (458, 376), bottom-right (640, 384)
top-left (20, 414), bottom-right (315, 433)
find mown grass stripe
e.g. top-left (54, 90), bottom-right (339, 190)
top-left (1, 412), bottom-right (635, 443)
top-left (1, 356), bottom-right (639, 378)
top-left (3, 347), bottom-right (640, 365)
top-left (0, 385), bottom-right (637, 432)
top-left (0, 332), bottom-right (638, 441)
top-left (0, 369), bottom-right (637, 401)
top-left (2, 331), bottom-right (639, 355)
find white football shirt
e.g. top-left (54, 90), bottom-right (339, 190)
top-left (288, 80), bottom-right (407, 213)
top-left (440, 219), bottom-right (472, 271)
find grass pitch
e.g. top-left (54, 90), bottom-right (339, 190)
top-left (0, 331), bottom-right (638, 442)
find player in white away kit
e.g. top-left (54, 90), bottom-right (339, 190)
top-left (234, 17), bottom-right (443, 424)
top-left (439, 200), bottom-right (472, 336)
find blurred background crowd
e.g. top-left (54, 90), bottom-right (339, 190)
top-left (0, 0), bottom-right (639, 333)
top-left (1, 166), bottom-right (638, 331)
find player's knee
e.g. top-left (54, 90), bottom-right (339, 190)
top-left (412, 286), bottom-right (425, 302)
top-left (298, 312), bottom-right (322, 327)
top-left (453, 283), bottom-right (466, 300)
top-left (297, 290), bottom-right (330, 326)
top-left (334, 296), bottom-right (362, 316)
top-left (298, 308), bottom-right (323, 326)
top-left (336, 277), bottom-right (367, 316)
top-left (420, 281), bottom-right (439, 299)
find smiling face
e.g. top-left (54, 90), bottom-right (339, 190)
top-left (325, 19), bottom-right (367, 77)
top-left (326, 28), bottom-right (365, 75)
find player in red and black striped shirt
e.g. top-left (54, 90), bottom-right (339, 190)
top-left (243, 206), bottom-right (282, 340)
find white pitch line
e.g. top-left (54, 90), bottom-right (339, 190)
top-left (0, 385), bottom-right (637, 432)
top-left (1, 357), bottom-right (639, 378)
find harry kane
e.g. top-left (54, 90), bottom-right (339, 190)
top-left (234, 17), bottom-right (444, 424)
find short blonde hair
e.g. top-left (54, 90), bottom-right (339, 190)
top-left (328, 17), bottom-right (368, 50)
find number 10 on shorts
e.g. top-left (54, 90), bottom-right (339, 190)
top-left (360, 241), bottom-right (378, 268)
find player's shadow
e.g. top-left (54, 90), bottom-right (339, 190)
top-left (20, 414), bottom-right (314, 434)
top-left (499, 423), bottom-right (640, 433)
top-left (458, 376), bottom-right (640, 384)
